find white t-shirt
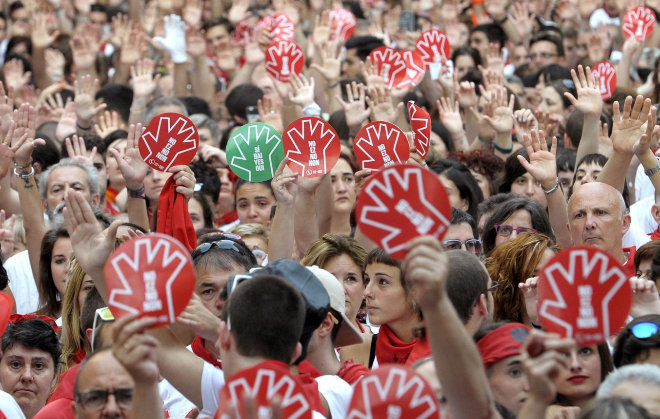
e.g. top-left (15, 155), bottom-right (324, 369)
top-left (201, 361), bottom-right (226, 417)
top-left (316, 375), bottom-right (352, 418)
top-left (5, 250), bottom-right (39, 314)
top-left (0, 389), bottom-right (25, 418)
top-left (623, 224), bottom-right (651, 249)
top-left (630, 196), bottom-right (658, 235)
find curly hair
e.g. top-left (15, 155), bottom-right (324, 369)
top-left (486, 232), bottom-right (559, 324)
top-left (450, 149), bottom-right (505, 197)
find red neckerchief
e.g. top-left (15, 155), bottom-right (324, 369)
top-left (191, 336), bottom-right (222, 369)
top-left (218, 210), bottom-right (238, 226)
top-left (623, 246), bottom-right (637, 278)
top-left (337, 359), bottom-right (369, 384)
top-left (105, 186), bottom-right (120, 215)
top-left (73, 348), bottom-right (86, 364)
top-left (355, 319), bottom-right (365, 333)
top-left (156, 176), bottom-right (197, 252)
top-left (375, 324), bottom-right (431, 366)
top-left (296, 362), bottom-right (325, 414)
top-left (649, 228), bottom-right (660, 240)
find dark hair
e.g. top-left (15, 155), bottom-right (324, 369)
top-left (80, 287), bottom-right (105, 335)
top-left (530, 32), bottom-right (565, 57)
top-left (499, 148), bottom-right (530, 194)
top-left (431, 122), bottom-right (455, 154)
top-left (37, 228), bottom-right (69, 318)
top-left (567, 154), bottom-right (631, 207)
top-left (192, 233), bottom-right (257, 272)
top-left (0, 260), bottom-right (8, 290)
top-left (95, 84), bottom-right (133, 123)
top-left (446, 250), bottom-right (489, 324)
top-left (225, 84), bottom-right (264, 121)
top-left (481, 196), bottom-right (555, 256)
top-left (32, 135), bottom-right (60, 174)
top-left (634, 241), bottom-right (660, 274)
top-left (190, 161), bottom-right (221, 204)
top-left (429, 159), bottom-right (484, 219)
top-left (344, 36), bottom-right (385, 61)
top-left (536, 64), bottom-right (572, 86)
top-left (328, 109), bottom-right (350, 142)
top-left (451, 45), bottom-right (482, 68)
top-left (613, 315), bottom-right (660, 368)
top-left (450, 149), bottom-right (505, 197)
top-left (102, 129), bottom-right (128, 148)
top-left (471, 23), bottom-right (507, 47)
top-left (545, 79), bottom-right (576, 109)
top-left (364, 248), bottom-right (403, 285)
top-left (221, 274), bottom-right (305, 363)
top-left (90, 3), bottom-right (108, 14)
top-left (179, 96), bottom-right (212, 117)
top-left (8, 1), bottom-right (24, 15)
top-left (201, 16), bottom-right (233, 34)
top-left (450, 208), bottom-right (478, 238)
top-left (2, 318), bottom-right (61, 367)
top-left (190, 191), bottom-right (215, 230)
top-left (651, 246), bottom-right (660, 287)
top-left (5, 38), bottom-right (32, 58)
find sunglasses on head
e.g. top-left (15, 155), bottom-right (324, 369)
top-left (193, 238), bottom-right (244, 258)
top-left (91, 307), bottom-right (114, 350)
top-left (631, 321), bottom-right (660, 339)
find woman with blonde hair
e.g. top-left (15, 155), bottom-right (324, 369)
top-left (59, 258), bottom-right (95, 371)
top-left (485, 232), bottom-right (559, 327)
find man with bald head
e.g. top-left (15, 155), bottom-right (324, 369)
top-left (567, 182), bottom-right (633, 274)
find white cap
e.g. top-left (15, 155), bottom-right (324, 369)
top-left (305, 266), bottom-right (365, 347)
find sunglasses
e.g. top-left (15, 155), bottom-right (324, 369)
top-left (75, 388), bottom-right (133, 411)
top-left (192, 236), bottom-right (244, 259)
top-left (442, 238), bottom-right (482, 254)
top-left (91, 307), bottom-right (114, 352)
top-left (494, 224), bottom-right (537, 237)
top-left (631, 321), bottom-right (659, 339)
top-left (226, 273), bottom-right (253, 296)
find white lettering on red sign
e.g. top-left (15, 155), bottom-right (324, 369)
top-left (577, 285), bottom-right (597, 328)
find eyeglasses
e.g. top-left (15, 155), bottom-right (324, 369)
top-left (494, 224), bottom-right (537, 237)
top-left (91, 307), bottom-right (114, 350)
top-left (442, 238), bottom-right (482, 254)
top-left (252, 249), bottom-right (267, 261)
top-left (75, 388), bottom-right (133, 411)
top-left (193, 237), bottom-right (244, 259)
top-left (631, 321), bottom-right (659, 339)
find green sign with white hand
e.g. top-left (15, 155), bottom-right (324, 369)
top-left (226, 122), bottom-right (285, 182)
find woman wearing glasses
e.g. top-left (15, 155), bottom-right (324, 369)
top-left (481, 196), bottom-right (554, 256)
top-left (485, 232), bottom-right (559, 327)
top-left (442, 209), bottom-right (483, 256)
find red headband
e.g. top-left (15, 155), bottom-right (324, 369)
top-left (477, 323), bottom-right (530, 370)
top-left (8, 313), bottom-right (60, 334)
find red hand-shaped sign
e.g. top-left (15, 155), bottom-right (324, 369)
top-left (399, 50), bottom-right (426, 89)
top-left (329, 8), bottom-right (356, 41)
top-left (622, 6), bottom-right (656, 41)
top-left (257, 13), bottom-right (296, 43)
top-left (368, 47), bottom-right (408, 89)
top-left (265, 41), bottom-right (305, 82)
top-left (415, 29), bottom-right (451, 67)
top-left (139, 113), bottom-right (199, 172)
top-left (537, 246), bottom-right (632, 346)
top-left (282, 117), bottom-right (341, 177)
top-left (407, 102), bottom-right (431, 159)
top-left (215, 362), bottom-right (313, 419)
top-left (591, 61), bottom-right (617, 101)
top-left (347, 365), bottom-right (440, 419)
top-left (353, 121), bottom-right (410, 171)
top-left (356, 164), bottom-right (451, 259)
top-left (104, 234), bottom-right (195, 328)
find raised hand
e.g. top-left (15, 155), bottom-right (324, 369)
top-left (152, 14), bottom-right (187, 64)
top-left (312, 10), bottom-right (333, 47)
top-left (120, 27), bottom-right (147, 66)
top-left (611, 95), bottom-right (653, 155)
top-left (63, 189), bottom-right (121, 275)
top-left (182, 0), bottom-right (202, 28)
top-left (517, 130), bottom-right (558, 190)
top-left (402, 236), bottom-right (449, 312)
top-left (65, 135), bottom-right (97, 166)
top-left (0, 82), bottom-right (14, 137)
top-left (108, 123), bottom-right (148, 190)
top-left (309, 40), bottom-right (341, 85)
top-left (69, 35), bottom-right (99, 72)
top-left (176, 294), bottom-right (221, 341)
top-left (130, 58), bottom-right (160, 99)
top-left (335, 82), bottom-right (371, 131)
top-left (3, 59), bottom-right (31, 93)
top-left (564, 65), bottom-right (601, 117)
top-left (454, 80), bottom-right (477, 109)
top-left (31, 13), bottom-right (59, 49)
top-left (94, 110), bottom-right (126, 139)
top-left (186, 26), bottom-right (207, 58)
top-left (508, 2), bottom-right (533, 41)
top-left (257, 96), bottom-right (283, 133)
top-left (109, 13), bottom-right (131, 48)
top-left (513, 108), bottom-right (538, 143)
top-left (227, 0), bottom-right (249, 24)
top-left (287, 72), bottom-right (315, 108)
top-left (367, 85), bottom-right (402, 124)
top-left (74, 75), bottom-right (106, 125)
top-left (361, 59), bottom-right (386, 92)
top-left (169, 165), bottom-right (196, 201)
top-left (111, 313), bottom-right (160, 385)
top-left (479, 87), bottom-right (515, 134)
top-left (44, 49), bottom-right (66, 83)
top-left (437, 97), bottom-right (464, 138)
top-left (56, 99), bottom-right (77, 142)
top-left (271, 158), bottom-right (298, 206)
top-left (11, 103), bottom-right (38, 166)
top-left (518, 276), bottom-right (539, 325)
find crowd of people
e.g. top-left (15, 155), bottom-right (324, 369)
top-left (0, 0), bottom-right (660, 417)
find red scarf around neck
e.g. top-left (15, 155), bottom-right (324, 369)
top-left (191, 336), bottom-right (222, 369)
top-left (375, 324), bottom-right (430, 366)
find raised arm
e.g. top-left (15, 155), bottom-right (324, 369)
top-left (566, 66), bottom-right (603, 164)
top-left (403, 236), bottom-right (500, 419)
top-left (267, 159), bottom-right (299, 261)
